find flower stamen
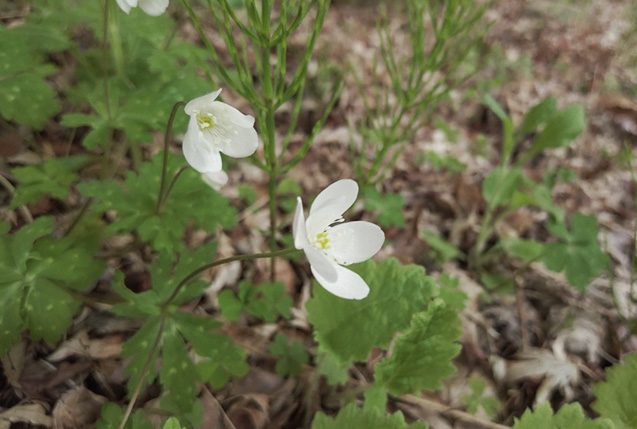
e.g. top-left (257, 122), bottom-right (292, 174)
top-left (197, 115), bottom-right (215, 131)
top-left (314, 231), bottom-right (330, 250)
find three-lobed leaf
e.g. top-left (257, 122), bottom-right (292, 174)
top-left (79, 153), bottom-right (236, 253)
top-left (269, 334), bottom-right (309, 377)
top-left (363, 188), bottom-right (406, 228)
top-left (306, 259), bottom-right (438, 366)
top-left (0, 217), bottom-right (105, 355)
top-left (541, 214), bottom-right (608, 291)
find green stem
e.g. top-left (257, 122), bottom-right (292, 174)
top-left (156, 166), bottom-right (188, 212)
top-left (117, 317), bottom-right (166, 429)
top-left (162, 247), bottom-right (299, 309)
top-left (472, 207), bottom-right (494, 267)
top-left (156, 101), bottom-right (186, 215)
top-left (65, 198), bottom-right (93, 237)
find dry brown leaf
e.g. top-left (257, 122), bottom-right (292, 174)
top-left (52, 387), bottom-right (107, 429)
top-left (492, 348), bottom-right (580, 407)
top-left (47, 330), bottom-right (124, 362)
top-left (0, 403), bottom-right (52, 428)
top-left (1, 341), bottom-right (26, 391)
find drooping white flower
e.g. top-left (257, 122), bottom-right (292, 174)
top-left (293, 179), bottom-right (385, 300)
top-left (201, 170), bottom-right (229, 191)
top-left (116, 0), bottom-right (169, 16)
top-left (183, 89), bottom-right (258, 173)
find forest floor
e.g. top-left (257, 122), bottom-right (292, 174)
top-left (1, 0), bottom-right (637, 428)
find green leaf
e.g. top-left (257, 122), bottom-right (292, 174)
top-left (592, 354), bottom-right (637, 428)
top-left (0, 218), bottom-right (105, 355)
top-left (10, 157), bottom-right (92, 208)
top-left (312, 403), bottom-right (428, 429)
top-left (541, 214), bottom-right (608, 291)
top-left (482, 95), bottom-right (514, 164)
top-left (363, 385), bottom-right (387, 414)
top-left (0, 73), bottom-right (60, 129)
top-left (160, 321), bottom-right (199, 413)
top-left (482, 167), bottom-right (523, 209)
top-left (121, 316), bottom-right (162, 395)
top-left (525, 104), bottom-right (585, 161)
top-left (162, 417), bottom-right (186, 429)
top-left (363, 188), bottom-right (405, 228)
top-left (306, 259), bottom-right (438, 366)
top-left (79, 152), bottom-right (236, 253)
top-left (219, 281), bottom-right (292, 323)
top-left (97, 403), bottom-right (153, 429)
top-left (422, 230), bottom-right (465, 264)
top-left (513, 402), bottom-right (613, 429)
top-left (316, 346), bottom-right (349, 385)
top-left (518, 98), bottom-right (557, 136)
top-left (269, 334), bottom-right (309, 377)
top-left (438, 274), bottom-right (467, 312)
top-left (502, 239), bottom-right (545, 263)
top-left (462, 377), bottom-right (500, 417)
top-left (174, 312), bottom-right (248, 389)
top-left (375, 301), bottom-right (462, 395)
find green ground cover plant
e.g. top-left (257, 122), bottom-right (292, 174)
top-left (0, 0), bottom-right (634, 428)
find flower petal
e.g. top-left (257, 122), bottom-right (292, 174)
top-left (311, 263), bottom-right (370, 300)
top-left (304, 245), bottom-right (338, 283)
top-left (306, 179), bottom-right (359, 235)
top-left (293, 197), bottom-right (310, 249)
top-left (115, 0), bottom-right (134, 13)
top-left (213, 101), bottom-right (255, 128)
top-left (183, 117), bottom-right (222, 172)
top-left (215, 118), bottom-right (258, 158)
top-left (138, 0), bottom-right (168, 15)
top-left (310, 179), bottom-right (358, 217)
top-left (325, 221), bottom-right (385, 265)
top-left (185, 89), bottom-right (222, 115)
top-left (201, 170), bottom-right (228, 191)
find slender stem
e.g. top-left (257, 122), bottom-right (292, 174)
top-left (65, 198), bottom-right (93, 236)
top-left (156, 102), bottom-right (186, 215)
top-left (163, 248), bottom-right (299, 308)
top-left (102, 0), bottom-right (112, 121)
top-left (0, 174), bottom-right (33, 224)
top-left (472, 207), bottom-right (494, 267)
top-left (257, 2), bottom-right (278, 281)
top-left (157, 166), bottom-right (189, 212)
top-left (117, 317), bottom-right (166, 429)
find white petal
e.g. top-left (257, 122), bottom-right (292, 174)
top-left (304, 245), bottom-right (338, 283)
top-left (312, 263), bottom-right (370, 300)
top-left (325, 221), bottom-right (385, 265)
top-left (185, 89), bottom-right (223, 115)
top-left (201, 170), bottom-right (228, 191)
top-left (293, 197), bottom-right (310, 249)
top-left (116, 0), bottom-right (134, 13)
top-left (139, 0), bottom-right (168, 15)
top-left (310, 179), bottom-right (358, 217)
top-left (213, 101), bottom-right (255, 128)
top-left (215, 120), bottom-right (258, 158)
top-left (183, 117), bottom-right (222, 172)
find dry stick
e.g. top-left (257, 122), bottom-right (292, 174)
top-left (397, 395), bottom-right (509, 429)
top-left (0, 174), bottom-right (33, 224)
top-left (514, 275), bottom-right (529, 349)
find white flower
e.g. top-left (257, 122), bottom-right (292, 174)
top-left (201, 170), bottom-right (229, 191)
top-left (116, 0), bottom-right (168, 16)
top-left (183, 89), bottom-right (258, 173)
top-left (293, 179), bottom-right (385, 300)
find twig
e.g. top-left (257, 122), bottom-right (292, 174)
top-left (0, 174), bottom-right (33, 224)
top-left (397, 395), bottom-right (509, 429)
top-left (514, 275), bottom-right (529, 349)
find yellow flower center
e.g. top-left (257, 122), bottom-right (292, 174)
top-left (315, 232), bottom-right (330, 250)
top-left (197, 115), bottom-right (214, 131)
